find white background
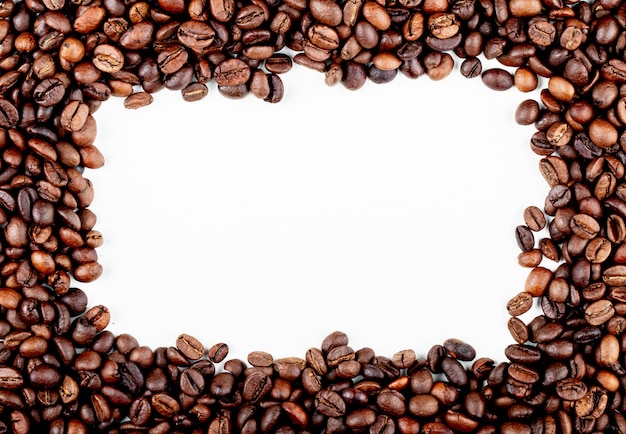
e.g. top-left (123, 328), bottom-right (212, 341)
top-left (85, 56), bottom-right (549, 365)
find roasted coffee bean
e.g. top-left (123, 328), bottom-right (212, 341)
top-left (265, 54), bottom-right (293, 74)
top-left (376, 389), bottom-right (405, 416)
top-left (0, 98), bottom-right (19, 128)
top-left (151, 393), bottom-right (179, 417)
top-left (310, 0), bottom-right (342, 26)
top-left (441, 357), bottom-right (467, 387)
top-left (523, 206), bottom-right (546, 231)
top-left (178, 20), bottom-right (215, 50)
top-left (460, 57), bottom-right (482, 78)
top-left (481, 68), bottom-right (514, 91)
top-left (507, 317), bottom-right (529, 343)
top-left (176, 334), bottom-right (204, 360)
top-left (507, 291), bottom-right (533, 316)
top-left (92, 44), bottom-right (124, 73)
top-left (179, 367), bottom-right (205, 396)
top-left (33, 78), bottom-right (66, 107)
top-left (556, 378), bottom-right (587, 401)
top-left (515, 99), bottom-right (540, 125)
top-left (315, 389), bottom-right (346, 417)
top-left (214, 59), bottom-right (251, 86)
top-left (585, 300), bottom-right (615, 325)
top-left (124, 92), bottom-right (153, 109)
top-left (515, 225), bottom-right (535, 251)
top-left (409, 394), bottom-right (439, 417)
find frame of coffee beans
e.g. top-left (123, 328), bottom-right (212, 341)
top-left (0, 0), bottom-right (625, 432)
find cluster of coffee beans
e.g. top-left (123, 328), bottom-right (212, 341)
top-left (1, 0), bottom-right (626, 431)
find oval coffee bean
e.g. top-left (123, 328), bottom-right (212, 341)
top-left (176, 334), bottom-right (205, 360)
top-left (481, 68), bottom-right (514, 91)
top-left (315, 389), bottom-right (346, 417)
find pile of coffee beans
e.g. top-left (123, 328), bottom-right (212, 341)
top-left (1, 0), bottom-right (626, 431)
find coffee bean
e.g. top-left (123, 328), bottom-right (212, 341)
top-left (515, 225), bottom-right (535, 251)
top-left (33, 78), bottom-right (66, 107)
top-left (456, 58), bottom-right (479, 80)
top-left (585, 300), bottom-right (615, 326)
top-left (265, 54), bottom-right (293, 74)
top-left (523, 206), bottom-right (546, 231)
top-left (0, 98), bottom-right (18, 128)
top-left (376, 389), bottom-right (405, 416)
top-left (363, 1), bottom-right (391, 31)
top-left (507, 291), bottom-right (533, 316)
top-left (124, 92), bottom-right (153, 109)
top-left (92, 44), bottom-right (124, 73)
top-left (242, 371), bottom-right (272, 402)
top-left (441, 357), bottom-right (467, 387)
top-left (556, 378), bottom-right (587, 401)
top-left (208, 342), bottom-right (229, 363)
top-left (29, 364), bottom-right (61, 389)
top-left (177, 20), bottom-right (215, 50)
top-left (129, 397), bottom-right (151, 426)
top-left (310, 0), bottom-right (342, 26)
top-left (214, 58), bottom-right (251, 87)
top-left (505, 344), bottom-right (542, 364)
top-left (409, 394), bottom-right (439, 417)
top-left (346, 408), bottom-right (376, 430)
top-left (151, 393), bottom-right (179, 417)
top-left (481, 68), bottom-right (514, 91)
top-left (507, 317), bottom-right (529, 343)
top-left (176, 334), bottom-right (205, 360)
top-left (315, 389), bottom-right (346, 417)
top-left (442, 338), bottom-right (475, 361)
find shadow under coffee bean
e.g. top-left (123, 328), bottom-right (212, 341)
top-left (1, 0), bottom-right (626, 433)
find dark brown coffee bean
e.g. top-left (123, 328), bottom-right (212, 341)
top-left (342, 61), bottom-right (367, 90)
top-left (0, 98), bottom-right (19, 128)
top-left (346, 408), bottom-right (376, 430)
top-left (33, 78), bottom-right (66, 107)
top-left (0, 367), bottom-right (23, 390)
top-left (179, 367), bottom-right (205, 396)
top-left (556, 378), bottom-right (587, 401)
top-left (29, 364), bottom-right (61, 389)
top-left (505, 344), bottom-right (542, 364)
top-left (315, 389), bottom-right (346, 417)
top-left (376, 389), bottom-right (405, 416)
top-left (210, 372), bottom-right (236, 397)
top-left (73, 262), bottom-right (102, 283)
top-left (129, 397), bottom-right (151, 426)
top-left (265, 54), bottom-right (292, 74)
top-left (507, 317), bottom-right (529, 343)
top-left (242, 371), bottom-right (272, 402)
top-left (441, 357), bottom-right (467, 387)
top-left (481, 68), bottom-right (514, 91)
top-left (176, 334), bottom-right (205, 360)
top-left (459, 57), bottom-right (481, 78)
top-left (570, 214), bottom-right (600, 239)
top-left (264, 73), bottom-right (284, 103)
top-left (515, 225), bottom-right (535, 251)
top-left (443, 338), bottom-right (476, 361)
